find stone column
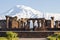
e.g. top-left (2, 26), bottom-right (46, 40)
top-left (19, 21), bottom-right (23, 29)
top-left (23, 22), bottom-right (25, 28)
top-left (20, 18), bottom-right (24, 28)
top-left (18, 19), bottom-right (21, 28)
top-left (32, 20), bottom-right (35, 28)
top-left (39, 20), bottom-right (41, 27)
top-left (40, 20), bottom-right (43, 28)
top-left (5, 16), bottom-right (10, 28)
top-left (41, 19), bottom-right (45, 30)
top-left (42, 20), bottom-right (45, 28)
top-left (27, 20), bottom-right (30, 28)
top-left (58, 22), bottom-right (60, 28)
top-left (51, 17), bottom-right (54, 28)
top-left (37, 20), bottom-right (40, 28)
top-left (41, 20), bottom-right (42, 28)
top-left (43, 20), bottom-right (45, 29)
top-left (22, 21), bottom-right (24, 28)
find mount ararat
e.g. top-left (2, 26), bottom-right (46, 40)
top-left (0, 5), bottom-right (60, 20)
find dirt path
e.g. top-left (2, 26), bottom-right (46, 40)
top-left (20, 38), bottom-right (47, 40)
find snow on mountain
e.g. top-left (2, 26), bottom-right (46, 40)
top-left (0, 5), bottom-right (43, 19)
top-left (45, 12), bottom-right (60, 20)
top-left (0, 5), bottom-right (60, 20)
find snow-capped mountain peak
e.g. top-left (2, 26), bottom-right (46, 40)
top-left (16, 5), bottom-right (33, 10)
top-left (0, 5), bottom-right (43, 19)
top-left (0, 5), bottom-right (60, 20)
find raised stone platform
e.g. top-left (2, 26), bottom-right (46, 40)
top-left (0, 31), bottom-right (55, 38)
top-left (17, 31), bottom-right (54, 38)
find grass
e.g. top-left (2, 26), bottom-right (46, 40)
top-left (0, 37), bottom-right (19, 40)
top-left (0, 37), bottom-right (8, 40)
top-left (8, 38), bottom-right (19, 40)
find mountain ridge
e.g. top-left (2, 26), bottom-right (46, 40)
top-left (0, 5), bottom-right (43, 19)
top-left (0, 5), bottom-right (60, 20)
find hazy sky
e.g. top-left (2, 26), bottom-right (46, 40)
top-left (0, 0), bottom-right (60, 13)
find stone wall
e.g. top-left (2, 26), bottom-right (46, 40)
top-left (17, 32), bottom-right (54, 38)
top-left (0, 31), bottom-right (54, 38)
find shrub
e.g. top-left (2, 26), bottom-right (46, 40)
top-left (6, 31), bottom-right (19, 40)
top-left (47, 32), bottom-right (60, 40)
top-left (6, 31), bottom-right (18, 38)
top-left (0, 31), bottom-right (19, 40)
top-left (47, 36), bottom-right (56, 40)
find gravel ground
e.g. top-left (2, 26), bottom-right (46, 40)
top-left (20, 38), bottom-right (47, 40)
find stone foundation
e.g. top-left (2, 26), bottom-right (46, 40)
top-left (0, 31), bottom-right (54, 38)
